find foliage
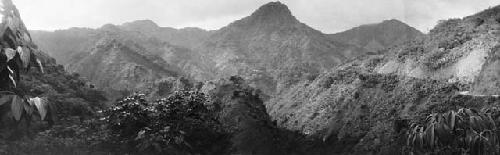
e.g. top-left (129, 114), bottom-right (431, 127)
top-left (19, 65), bottom-right (107, 120)
top-left (406, 108), bottom-right (500, 154)
top-left (277, 62), bottom-right (320, 91)
top-left (104, 91), bottom-right (225, 154)
top-left (0, 46), bottom-right (55, 137)
top-left (0, 116), bottom-right (116, 155)
top-left (430, 19), bottom-right (474, 50)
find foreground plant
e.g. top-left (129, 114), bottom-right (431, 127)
top-left (406, 108), bottom-right (500, 154)
top-left (104, 91), bottom-right (226, 154)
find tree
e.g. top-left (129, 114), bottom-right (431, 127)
top-left (104, 91), bottom-right (225, 154)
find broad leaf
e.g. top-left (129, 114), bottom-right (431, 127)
top-left (0, 50), bottom-right (6, 73)
top-left (11, 95), bottom-right (23, 121)
top-left (17, 46), bottom-right (30, 69)
top-left (36, 59), bottom-right (44, 73)
top-left (450, 111), bottom-right (456, 129)
top-left (6, 66), bottom-right (16, 87)
top-left (4, 48), bottom-right (15, 62)
top-left (0, 95), bottom-right (13, 106)
top-left (23, 100), bottom-right (33, 116)
top-left (30, 97), bottom-right (47, 120)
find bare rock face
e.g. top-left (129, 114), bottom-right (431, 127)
top-left (472, 45), bottom-right (500, 95)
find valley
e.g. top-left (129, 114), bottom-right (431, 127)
top-left (1, 0), bottom-right (500, 154)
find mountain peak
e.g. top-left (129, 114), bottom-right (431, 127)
top-left (256, 1), bottom-right (289, 12)
top-left (121, 19), bottom-right (159, 30)
top-left (100, 23), bottom-right (121, 32)
top-left (247, 1), bottom-right (296, 24)
top-left (381, 19), bottom-right (405, 25)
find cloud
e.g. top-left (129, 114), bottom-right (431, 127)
top-left (12, 0), bottom-right (500, 33)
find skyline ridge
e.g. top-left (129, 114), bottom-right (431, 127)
top-left (15, 0), bottom-right (500, 33)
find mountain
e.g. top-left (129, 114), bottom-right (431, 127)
top-left (31, 23), bottom-right (213, 98)
top-left (196, 1), bottom-right (365, 94)
top-left (328, 19), bottom-right (423, 52)
top-left (65, 35), bottom-right (180, 92)
top-left (120, 20), bottom-right (213, 49)
top-left (0, 0), bottom-right (107, 131)
top-left (30, 21), bottom-right (212, 66)
top-left (29, 1), bottom-right (424, 98)
top-left (373, 6), bottom-right (500, 94)
top-left (267, 4), bottom-right (500, 154)
top-left (30, 28), bottom-right (98, 65)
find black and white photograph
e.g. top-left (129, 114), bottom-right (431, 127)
top-left (0, 0), bottom-right (499, 154)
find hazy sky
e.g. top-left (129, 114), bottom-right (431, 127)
top-left (13, 0), bottom-right (500, 33)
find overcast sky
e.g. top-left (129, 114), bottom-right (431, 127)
top-left (12, 0), bottom-right (500, 33)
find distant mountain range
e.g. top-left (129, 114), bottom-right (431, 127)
top-left (120, 20), bottom-right (213, 50)
top-left (29, 1), bottom-right (422, 97)
top-left (21, 0), bottom-right (500, 154)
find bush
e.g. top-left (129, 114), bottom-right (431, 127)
top-left (406, 108), bottom-right (500, 154)
top-left (104, 91), bottom-right (226, 154)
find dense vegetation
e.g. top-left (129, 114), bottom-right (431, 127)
top-left (3, 1), bottom-right (500, 154)
top-left (0, 91), bottom-right (221, 154)
top-left (104, 92), bottom-right (226, 154)
top-left (406, 108), bottom-right (500, 154)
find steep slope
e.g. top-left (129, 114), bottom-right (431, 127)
top-left (65, 34), bottom-right (180, 93)
top-left (201, 77), bottom-right (282, 155)
top-left (198, 2), bottom-right (364, 94)
top-left (0, 0), bottom-right (107, 131)
top-left (328, 19), bottom-right (423, 52)
top-left (31, 23), bottom-right (212, 96)
top-left (268, 4), bottom-right (500, 154)
top-left (30, 2), bottom-right (426, 97)
top-left (30, 20), bottom-right (213, 67)
top-left (30, 28), bottom-right (98, 65)
top-left (373, 5), bottom-right (500, 94)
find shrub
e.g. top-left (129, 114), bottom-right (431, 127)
top-left (406, 108), bottom-right (500, 154)
top-left (104, 91), bottom-right (226, 154)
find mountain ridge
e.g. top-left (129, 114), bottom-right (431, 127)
top-left (328, 19), bottom-right (424, 52)
top-left (29, 1), bottom-right (423, 98)
top-left (268, 4), bottom-right (500, 153)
